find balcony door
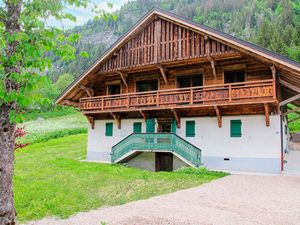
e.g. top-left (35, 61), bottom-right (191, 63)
top-left (224, 71), bottom-right (245, 83)
top-left (136, 79), bottom-right (158, 92)
top-left (177, 74), bottom-right (203, 88)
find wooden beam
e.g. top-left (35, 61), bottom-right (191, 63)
top-left (270, 65), bottom-right (276, 79)
top-left (139, 110), bottom-right (146, 122)
top-left (264, 103), bottom-right (270, 127)
top-left (116, 71), bottom-right (128, 87)
top-left (279, 93), bottom-right (300, 107)
top-left (171, 109), bottom-right (181, 128)
top-left (86, 116), bottom-right (95, 129)
top-left (208, 56), bottom-right (217, 79)
top-left (283, 106), bottom-right (300, 117)
top-left (157, 65), bottom-right (168, 84)
top-left (213, 105), bottom-right (222, 128)
top-left (278, 78), bottom-right (300, 93)
top-left (79, 86), bottom-right (94, 97)
top-left (111, 113), bottom-right (121, 129)
top-left (63, 100), bottom-right (79, 108)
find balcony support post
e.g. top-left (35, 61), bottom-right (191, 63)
top-left (111, 113), bottom-right (121, 129)
top-left (214, 105), bottom-right (222, 128)
top-left (63, 100), bottom-right (79, 108)
top-left (79, 86), bottom-right (94, 97)
top-left (264, 103), bottom-right (270, 127)
top-left (171, 108), bottom-right (181, 128)
top-left (139, 110), bottom-right (147, 122)
top-left (157, 65), bottom-right (168, 84)
top-left (116, 71), bottom-right (128, 87)
top-left (207, 56), bottom-right (217, 79)
top-left (86, 116), bottom-right (95, 129)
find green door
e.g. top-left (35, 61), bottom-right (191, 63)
top-left (146, 118), bottom-right (155, 133)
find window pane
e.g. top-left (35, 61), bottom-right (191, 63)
top-left (236, 71), bottom-right (245, 82)
top-left (178, 75), bottom-right (203, 88)
top-left (136, 80), bottom-right (158, 92)
top-left (108, 85), bottom-right (120, 95)
top-left (149, 80), bottom-right (158, 91)
top-left (192, 76), bottom-right (203, 86)
top-left (178, 77), bottom-right (190, 88)
top-left (224, 71), bottom-right (245, 83)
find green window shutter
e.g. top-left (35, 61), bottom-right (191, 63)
top-left (186, 121), bottom-right (195, 137)
top-left (146, 119), bottom-right (155, 133)
top-left (231, 120), bottom-right (242, 137)
top-left (171, 118), bottom-right (177, 133)
top-left (105, 122), bottom-right (113, 136)
top-left (133, 122), bottom-right (142, 133)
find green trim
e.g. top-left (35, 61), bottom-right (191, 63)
top-left (133, 122), bottom-right (142, 133)
top-left (105, 122), bottom-right (113, 136)
top-left (230, 120), bottom-right (242, 137)
top-left (146, 118), bottom-right (155, 133)
top-left (171, 118), bottom-right (177, 133)
top-left (186, 121), bottom-right (195, 137)
top-left (111, 133), bottom-right (202, 167)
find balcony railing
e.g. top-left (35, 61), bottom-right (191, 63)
top-left (111, 133), bottom-right (202, 167)
top-left (79, 79), bottom-right (276, 112)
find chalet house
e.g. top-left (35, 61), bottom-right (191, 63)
top-left (56, 8), bottom-right (300, 173)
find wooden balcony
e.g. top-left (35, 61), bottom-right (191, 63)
top-left (79, 79), bottom-right (277, 113)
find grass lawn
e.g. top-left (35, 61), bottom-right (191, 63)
top-left (14, 133), bottom-right (227, 222)
top-left (21, 111), bottom-right (87, 144)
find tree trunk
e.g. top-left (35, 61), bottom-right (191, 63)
top-left (0, 105), bottom-right (16, 225)
top-left (0, 1), bottom-right (22, 224)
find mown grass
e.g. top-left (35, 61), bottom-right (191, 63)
top-left (20, 111), bottom-right (87, 144)
top-left (14, 134), bottom-right (228, 222)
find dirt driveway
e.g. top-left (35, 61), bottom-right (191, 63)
top-left (29, 174), bottom-right (300, 225)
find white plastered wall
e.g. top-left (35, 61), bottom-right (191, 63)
top-left (86, 115), bottom-right (282, 173)
top-left (176, 115), bottom-right (282, 173)
top-left (87, 119), bottom-right (156, 162)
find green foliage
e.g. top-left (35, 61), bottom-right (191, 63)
top-left (14, 134), bottom-right (226, 222)
top-left (54, 73), bottom-right (74, 92)
top-left (0, 0), bottom-right (115, 123)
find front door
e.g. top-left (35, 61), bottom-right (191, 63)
top-left (156, 152), bottom-right (173, 172)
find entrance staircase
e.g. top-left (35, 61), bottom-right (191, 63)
top-left (111, 133), bottom-right (202, 167)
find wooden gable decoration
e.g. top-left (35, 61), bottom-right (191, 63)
top-left (56, 8), bottom-right (300, 106)
top-left (99, 18), bottom-right (236, 73)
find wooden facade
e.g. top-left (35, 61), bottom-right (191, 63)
top-left (57, 9), bottom-right (300, 128)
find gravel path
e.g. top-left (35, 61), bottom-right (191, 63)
top-left (28, 174), bottom-right (300, 225)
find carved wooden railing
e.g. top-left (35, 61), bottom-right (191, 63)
top-left (79, 79), bottom-right (276, 111)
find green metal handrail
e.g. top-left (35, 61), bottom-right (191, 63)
top-left (111, 133), bottom-right (201, 167)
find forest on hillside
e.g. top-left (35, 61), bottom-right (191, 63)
top-left (37, 0), bottom-right (300, 112)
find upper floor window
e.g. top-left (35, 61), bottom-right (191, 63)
top-left (177, 75), bottom-right (203, 88)
top-left (108, 84), bottom-right (121, 95)
top-left (136, 80), bottom-right (158, 92)
top-left (224, 71), bottom-right (245, 84)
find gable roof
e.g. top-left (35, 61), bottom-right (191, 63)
top-left (56, 7), bottom-right (300, 104)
